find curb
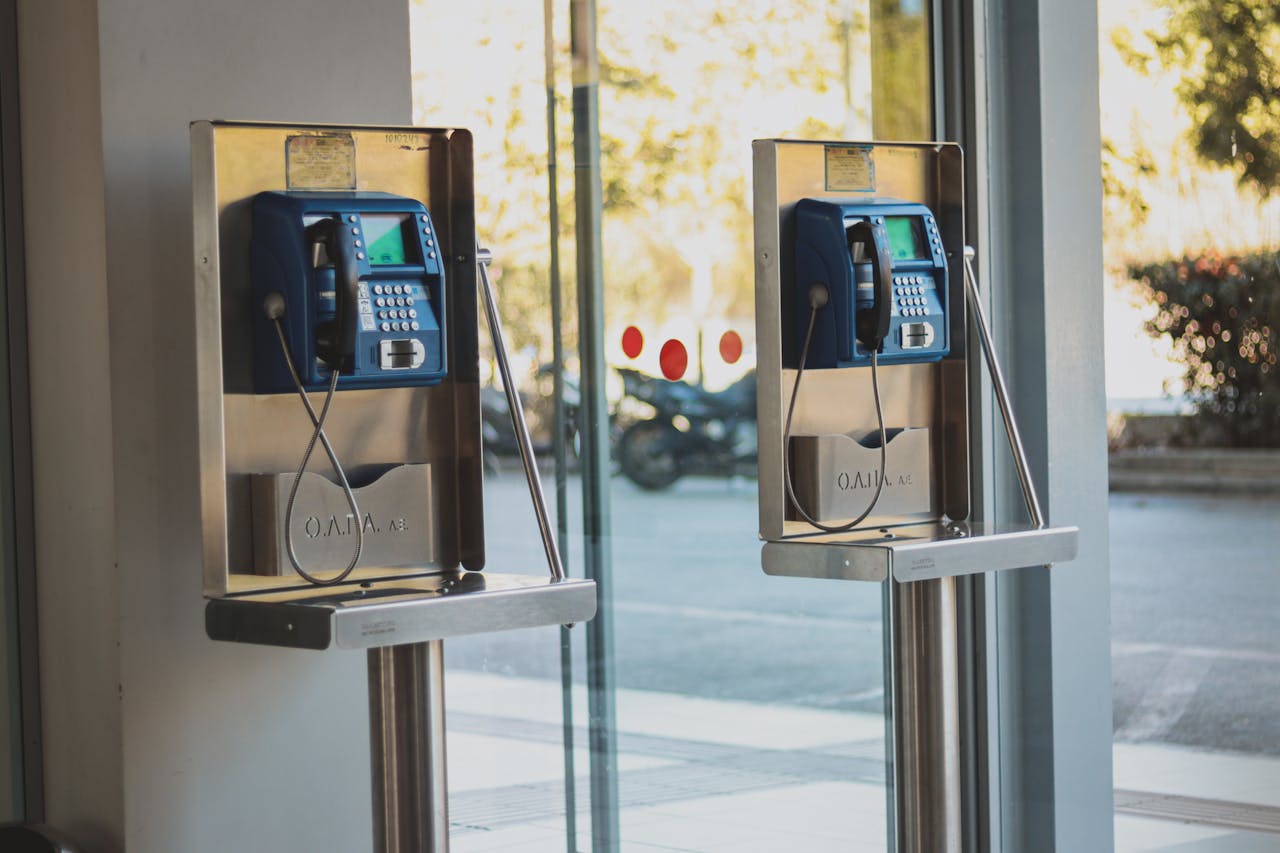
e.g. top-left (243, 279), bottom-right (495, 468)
top-left (1109, 448), bottom-right (1280, 494)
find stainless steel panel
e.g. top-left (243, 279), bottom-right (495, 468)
top-left (752, 140), bottom-right (968, 543)
top-left (250, 464), bottom-right (437, 576)
top-left (192, 121), bottom-right (231, 595)
top-left (761, 539), bottom-right (888, 582)
top-left (889, 523), bottom-right (1078, 582)
top-left (205, 573), bottom-right (598, 649)
top-left (790, 427), bottom-right (934, 523)
top-left (333, 575), bottom-right (597, 649)
top-left (760, 522), bottom-right (1078, 583)
top-left (192, 121), bottom-right (483, 597)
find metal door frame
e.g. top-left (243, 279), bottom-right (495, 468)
top-left (0, 0), bottom-right (42, 822)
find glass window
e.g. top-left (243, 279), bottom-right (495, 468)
top-left (411, 1), bottom-right (934, 847)
top-left (1100, 2), bottom-right (1280, 849)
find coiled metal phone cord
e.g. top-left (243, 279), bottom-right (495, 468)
top-left (271, 314), bottom-right (365, 586)
top-left (782, 286), bottom-right (888, 533)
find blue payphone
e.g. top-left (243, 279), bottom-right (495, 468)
top-left (793, 197), bottom-right (949, 369)
top-left (251, 191), bottom-right (447, 393)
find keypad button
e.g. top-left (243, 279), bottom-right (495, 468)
top-left (406, 297), bottom-right (415, 306)
top-left (410, 321), bottom-right (420, 331)
top-left (420, 214), bottom-right (428, 222)
top-left (348, 215), bottom-right (357, 223)
top-left (373, 285), bottom-right (383, 295)
top-left (380, 322), bottom-right (390, 332)
top-left (409, 308), bottom-right (418, 318)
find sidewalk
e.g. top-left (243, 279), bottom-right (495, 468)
top-left (445, 672), bottom-right (1280, 852)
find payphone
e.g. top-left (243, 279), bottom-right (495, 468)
top-left (192, 121), bottom-right (596, 853)
top-left (754, 139), bottom-right (1078, 853)
top-left (756, 139), bottom-right (1079, 555)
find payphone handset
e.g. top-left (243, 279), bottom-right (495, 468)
top-left (251, 190), bottom-right (448, 394)
top-left (793, 197), bottom-right (949, 369)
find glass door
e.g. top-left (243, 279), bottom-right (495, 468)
top-left (411, 1), bottom-right (935, 848)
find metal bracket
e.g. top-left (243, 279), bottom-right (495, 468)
top-left (476, 245), bottom-right (568, 581)
top-left (962, 245), bottom-right (1047, 529)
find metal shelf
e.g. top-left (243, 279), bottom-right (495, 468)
top-left (206, 571), bottom-right (597, 650)
top-left (762, 521), bottom-right (1078, 583)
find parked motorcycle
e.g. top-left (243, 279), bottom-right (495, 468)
top-left (614, 367), bottom-right (757, 490)
top-left (481, 362), bottom-right (581, 472)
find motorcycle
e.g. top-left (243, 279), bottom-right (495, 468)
top-left (614, 367), bottom-right (757, 490)
top-left (481, 362), bottom-right (581, 473)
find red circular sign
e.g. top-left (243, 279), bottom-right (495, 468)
top-left (719, 330), bottom-right (744, 365)
top-left (659, 339), bottom-right (689, 381)
top-left (621, 325), bottom-right (644, 359)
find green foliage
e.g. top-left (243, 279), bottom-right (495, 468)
top-left (1127, 0), bottom-right (1280, 195)
top-left (869, 0), bottom-right (931, 140)
top-left (1129, 253), bottom-right (1280, 445)
top-left (1101, 137), bottom-right (1156, 229)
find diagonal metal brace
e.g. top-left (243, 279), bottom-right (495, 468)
top-left (476, 245), bottom-right (569, 580)
top-left (962, 245), bottom-right (1047, 529)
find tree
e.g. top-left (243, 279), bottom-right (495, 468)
top-left (1120, 1), bottom-right (1280, 195)
top-left (413, 0), bottom-right (868, 361)
top-left (1129, 253), bottom-right (1279, 445)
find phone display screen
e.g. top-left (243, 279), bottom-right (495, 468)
top-left (363, 214), bottom-right (413, 266)
top-left (884, 216), bottom-right (927, 261)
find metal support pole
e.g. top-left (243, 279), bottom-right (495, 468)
top-left (570, 0), bottom-right (621, 848)
top-left (892, 577), bottom-right (962, 853)
top-left (541, 5), bottom-right (580, 849)
top-left (369, 640), bottom-right (449, 853)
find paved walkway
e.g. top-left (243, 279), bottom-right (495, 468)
top-left (445, 672), bottom-right (1280, 852)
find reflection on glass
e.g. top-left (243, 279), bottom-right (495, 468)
top-left (411, 0), bottom-right (934, 847)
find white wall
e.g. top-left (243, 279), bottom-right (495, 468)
top-left (20, 1), bottom-right (414, 850)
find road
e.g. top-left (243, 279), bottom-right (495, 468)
top-left (449, 469), bottom-right (1280, 755)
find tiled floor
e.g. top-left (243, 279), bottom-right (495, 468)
top-left (445, 672), bottom-right (1280, 852)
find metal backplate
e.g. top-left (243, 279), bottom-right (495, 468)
top-left (192, 121), bottom-right (484, 597)
top-left (753, 139), bottom-right (1077, 581)
top-left (753, 139), bottom-right (968, 542)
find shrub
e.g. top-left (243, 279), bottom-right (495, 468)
top-left (1128, 252), bottom-right (1280, 447)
